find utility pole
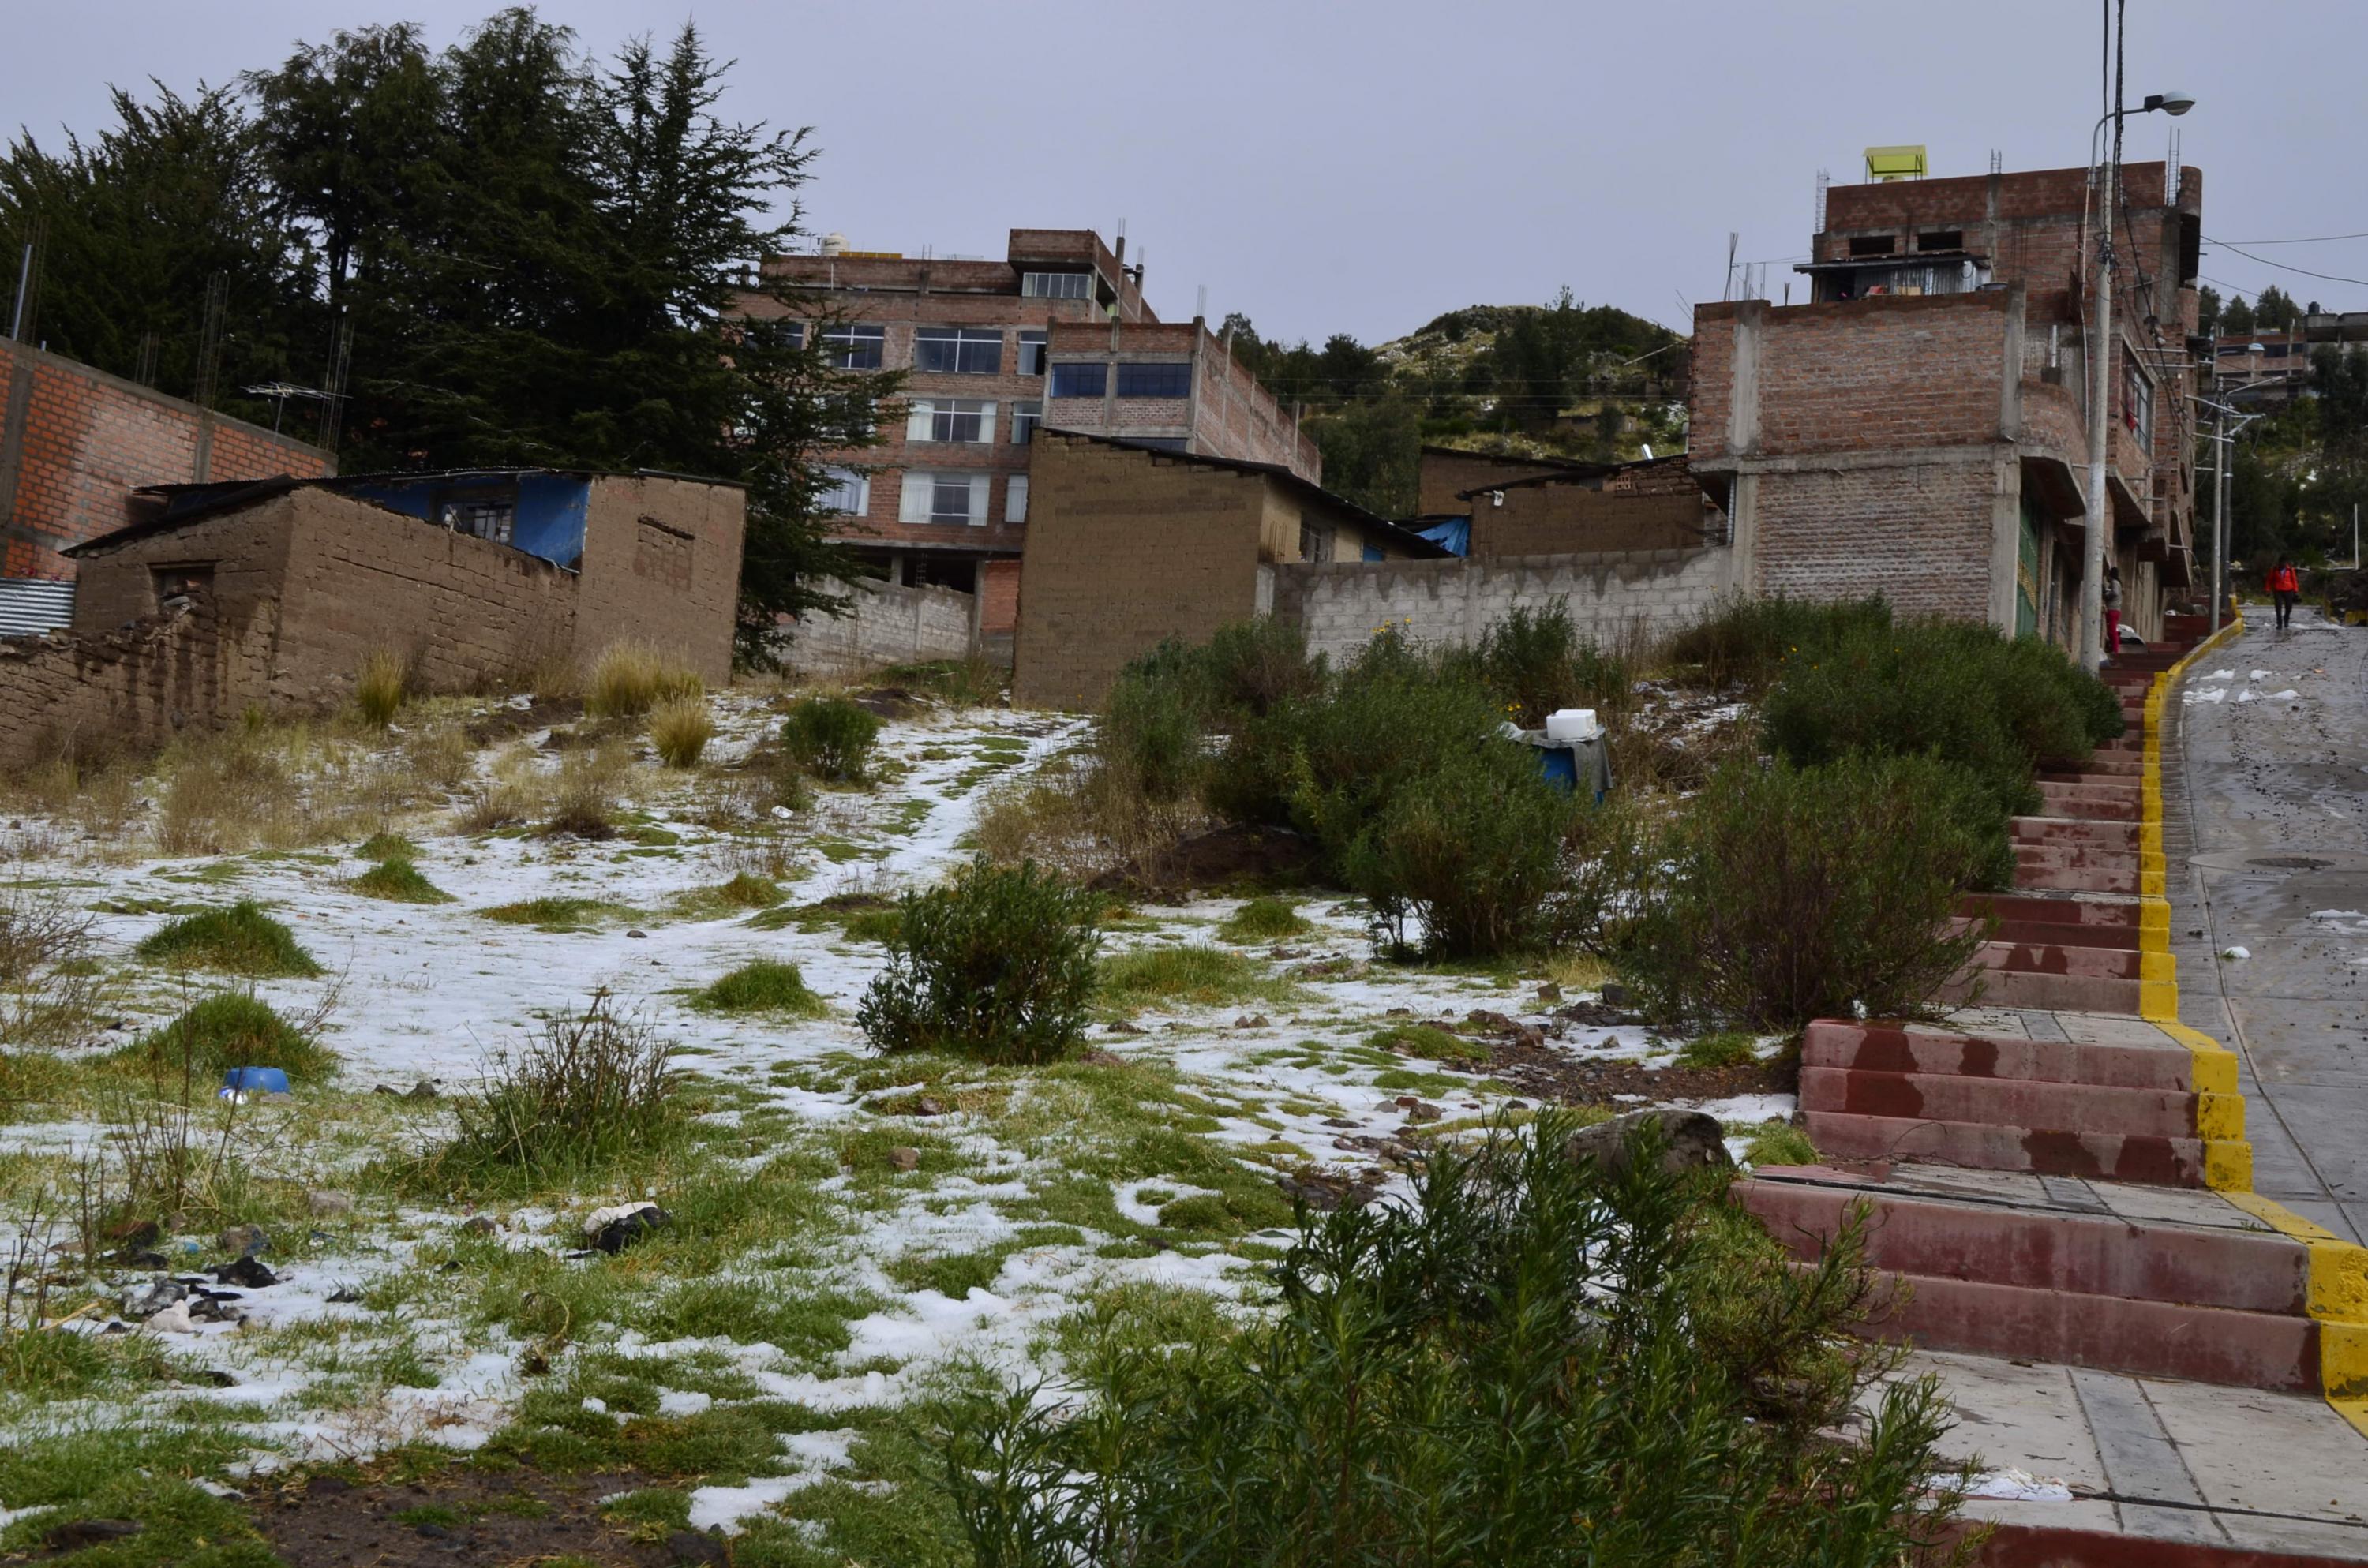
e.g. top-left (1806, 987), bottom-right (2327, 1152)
top-left (2211, 403), bottom-right (2227, 634)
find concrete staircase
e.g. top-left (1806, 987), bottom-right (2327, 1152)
top-left (1743, 612), bottom-right (2329, 1395)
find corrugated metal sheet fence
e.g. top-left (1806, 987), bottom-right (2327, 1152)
top-left (0, 578), bottom-right (76, 638)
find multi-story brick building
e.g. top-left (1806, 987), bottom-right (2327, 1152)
top-left (1689, 159), bottom-right (2203, 649)
top-left (0, 340), bottom-right (332, 584)
top-left (744, 228), bottom-right (1317, 643)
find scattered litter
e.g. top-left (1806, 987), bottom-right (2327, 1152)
top-left (2269, 689), bottom-right (2300, 701)
top-left (1961, 1467), bottom-right (2074, 1503)
top-left (2221, 946), bottom-right (2250, 961)
top-left (583, 1203), bottom-right (670, 1254)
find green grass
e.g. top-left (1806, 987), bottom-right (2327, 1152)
top-left (670, 874), bottom-right (789, 920)
top-left (114, 993), bottom-right (339, 1081)
top-left (1366, 1022), bottom-right (1490, 1065)
top-left (1097, 945), bottom-right (1302, 1012)
top-left (350, 855), bottom-right (454, 904)
top-left (1216, 896), bottom-right (1313, 945)
top-left (478, 897), bottom-right (637, 931)
top-left (1677, 1031), bottom-right (1761, 1070)
top-left (691, 960), bottom-right (829, 1019)
top-left (357, 831), bottom-right (418, 861)
top-left (133, 900), bottom-right (323, 978)
top-left (1741, 1121), bottom-right (1818, 1166)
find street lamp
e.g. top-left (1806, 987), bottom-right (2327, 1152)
top-left (2079, 88), bottom-right (2198, 671)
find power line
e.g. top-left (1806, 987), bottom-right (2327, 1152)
top-left (2214, 230), bottom-right (2368, 246)
top-left (2202, 234), bottom-right (2368, 289)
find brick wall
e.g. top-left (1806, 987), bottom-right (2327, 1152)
top-left (1470, 459), bottom-right (1718, 558)
top-left (1752, 458), bottom-right (2001, 620)
top-left (0, 595), bottom-right (275, 770)
top-left (779, 575), bottom-right (978, 678)
top-left (1010, 435), bottom-right (1265, 709)
top-left (1272, 547), bottom-right (1740, 666)
top-left (980, 559), bottom-right (1021, 634)
top-left (572, 475), bottom-right (746, 684)
top-left (0, 342), bottom-right (330, 580)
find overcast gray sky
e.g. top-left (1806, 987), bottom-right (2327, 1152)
top-left (5, 1), bottom-right (2362, 343)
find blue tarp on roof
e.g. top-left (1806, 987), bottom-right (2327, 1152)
top-left (1415, 516), bottom-right (1470, 557)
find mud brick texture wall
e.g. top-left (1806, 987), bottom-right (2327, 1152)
top-left (1416, 449), bottom-right (1582, 517)
top-left (780, 576), bottom-right (979, 679)
top-left (572, 476), bottom-right (746, 685)
top-left (1471, 465), bottom-right (1719, 559)
top-left (1011, 436), bottom-right (1266, 709)
top-left (0, 342), bottom-right (331, 581)
top-left (1272, 548), bottom-right (1739, 668)
top-left (0, 597), bottom-right (275, 769)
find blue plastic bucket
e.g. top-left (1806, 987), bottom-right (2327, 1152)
top-left (221, 1067), bottom-right (291, 1095)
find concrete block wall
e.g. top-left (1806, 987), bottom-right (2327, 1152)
top-left (1272, 546), bottom-right (1740, 665)
top-left (0, 342), bottom-right (331, 580)
top-left (781, 575), bottom-right (980, 678)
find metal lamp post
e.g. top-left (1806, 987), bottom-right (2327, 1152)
top-left (2081, 89), bottom-right (2196, 671)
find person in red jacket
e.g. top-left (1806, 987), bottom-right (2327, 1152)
top-left (2268, 558), bottom-right (2302, 629)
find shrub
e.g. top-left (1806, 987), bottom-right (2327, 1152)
top-left (1341, 741), bottom-right (1580, 958)
top-left (1099, 667), bottom-right (1208, 804)
top-left (586, 641), bottom-right (703, 720)
top-left (1616, 754), bottom-right (1996, 1031)
top-left (1097, 945), bottom-right (1295, 1011)
top-left (857, 859), bottom-right (1100, 1065)
top-left (691, 960), bottom-right (828, 1018)
top-left (0, 878), bottom-right (108, 1050)
top-left (119, 994), bottom-right (337, 1080)
top-left (1461, 602), bottom-right (1636, 727)
top-left (350, 854), bottom-right (453, 904)
top-left (782, 697), bottom-right (882, 782)
top-left (648, 694), bottom-right (716, 769)
top-left (952, 1111), bottom-right (1958, 1564)
top-left (1215, 896), bottom-right (1312, 944)
top-left (1664, 594), bottom-right (1893, 690)
top-left (436, 992), bottom-right (680, 1185)
top-left (134, 900), bottom-right (323, 978)
top-left (355, 648), bottom-right (410, 728)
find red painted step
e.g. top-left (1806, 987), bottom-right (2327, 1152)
top-left (1800, 1066), bottom-right (2195, 1139)
top-left (1802, 1020), bottom-right (2194, 1091)
top-left (2011, 816), bottom-right (2140, 850)
top-left (1800, 1110), bottom-right (2209, 1185)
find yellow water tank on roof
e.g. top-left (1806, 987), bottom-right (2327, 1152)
top-left (1864, 145), bottom-right (1928, 182)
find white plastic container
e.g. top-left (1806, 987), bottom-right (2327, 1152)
top-left (1543, 708), bottom-right (1602, 743)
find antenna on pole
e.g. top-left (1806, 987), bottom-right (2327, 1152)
top-left (320, 311), bottom-right (353, 453)
top-left (193, 271), bottom-right (228, 409)
top-left (1723, 233), bottom-right (1739, 301)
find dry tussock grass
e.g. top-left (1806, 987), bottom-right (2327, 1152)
top-left (585, 640), bottom-right (703, 719)
top-left (649, 694), bottom-right (715, 768)
top-left (975, 750), bottom-right (1210, 882)
top-left (355, 648), bottom-right (410, 728)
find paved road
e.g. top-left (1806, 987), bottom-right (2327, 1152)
top-left (2167, 610), bottom-right (2368, 1244)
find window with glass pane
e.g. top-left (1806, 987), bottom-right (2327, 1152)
top-left (822, 323), bottom-right (883, 369)
top-left (907, 398), bottom-right (995, 443)
top-left (914, 326), bottom-right (1002, 374)
top-left (1021, 271), bottom-right (1092, 299)
top-left (1047, 362), bottom-right (1107, 399)
top-left (747, 319), bottom-right (804, 350)
top-left (1006, 474), bottom-right (1030, 523)
top-left (900, 472), bottom-right (987, 526)
top-left (1017, 331), bottom-right (1048, 376)
top-left (1011, 401), bottom-right (1041, 444)
top-left (1115, 361), bottom-right (1192, 399)
top-left (818, 466), bottom-right (869, 514)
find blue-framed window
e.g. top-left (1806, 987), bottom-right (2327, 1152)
top-left (1048, 362), bottom-right (1107, 399)
top-left (1115, 361), bottom-right (1192, 399)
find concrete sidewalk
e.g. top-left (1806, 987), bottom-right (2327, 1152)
top-left (2165, 612), bottom-right (2368, 1245)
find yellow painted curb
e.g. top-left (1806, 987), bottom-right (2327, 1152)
top-left (2138, 615), bottom-right (2368, 1435)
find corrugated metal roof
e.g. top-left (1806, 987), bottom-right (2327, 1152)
top-left (0, 577), bottom-right (75, 638)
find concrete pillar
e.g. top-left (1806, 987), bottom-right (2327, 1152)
top-left (1988, 452), bottom-right (2023, 634)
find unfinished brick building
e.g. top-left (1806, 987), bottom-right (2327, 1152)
top-left (1011, 432), bottom-right (1442, 709)
top-left (0, 470), bottom-right (743, 769)
top-left (1690, 159), bottom-right (2202, 647)
top-left (743, 228), bottom-right (1316, 650)
top-left (0, 341), bottom-right (332, 584)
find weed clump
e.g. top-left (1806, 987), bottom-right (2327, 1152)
top-left (1616, 754), bottom-right (1995, 1031)
top-left (691, 960), bottom-right (827, 1018)
top-left (649, 694), bottom-right (715, 769)
top-left (1677, 1031), bottom-right (1760, 1070)
top-left (586, 641), bottom-right (703, 719)
top-left (1098, 945), bottom-right (1295, 1012)
top-left (954, 1112), bottom-right (1958, 1562)
top-left (1744, 1122), bottom-right (1819, 1167)
top-left (356, 648), bottom-right (409, 728)
top-left (480, 897), bottom-right (633, 931)
top-left (781, 697), bottom-right (882, 783)
top-left (433, 992), bottom-right (680, 1187)
top-left (350, 851), bottom-right (453, 904)
top-left (1215, 896), bottom-right (1311, 944)
top-left (134, 900), bottom-right (323, 978)
top-left (1366, 1022), bottom-right (1489, 1064)
top-left (858, 859), bottom-right (1100, 1065)
top-left (119, 994), bottom-right (336, 1080)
